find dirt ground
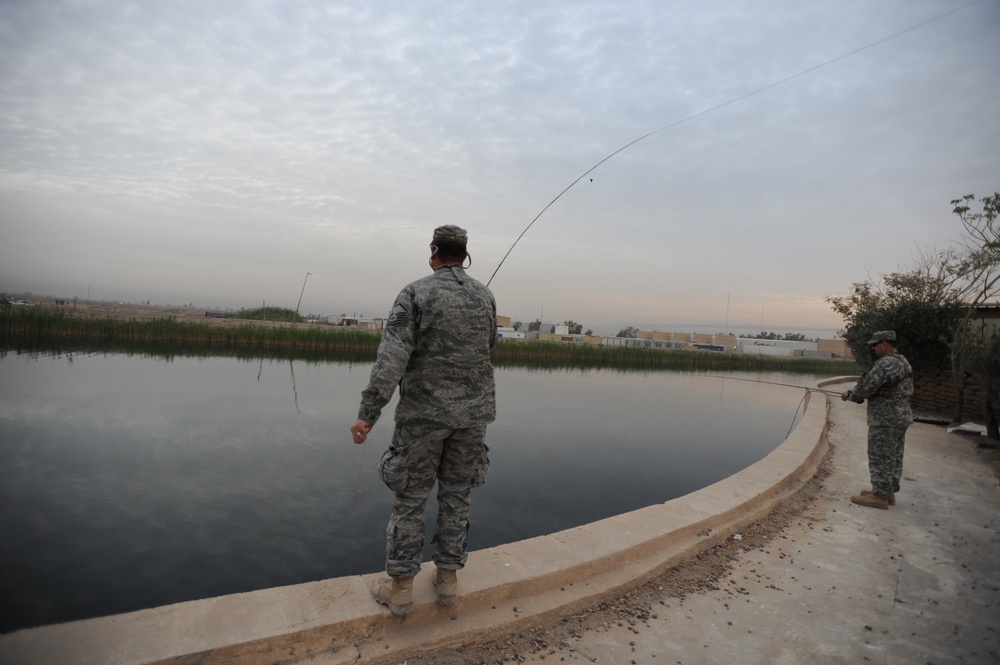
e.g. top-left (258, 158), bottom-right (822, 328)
top-left (976, 437), bottom-right (1000, 479)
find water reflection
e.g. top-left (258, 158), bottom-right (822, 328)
top-left (0, 350), bottom-right (825, 633)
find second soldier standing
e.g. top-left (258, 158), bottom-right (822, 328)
top-left (350, 225), bottom-right (496, 616)
top-left (841, 330), bottom-right (914, 509)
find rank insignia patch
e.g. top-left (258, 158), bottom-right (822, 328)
top-left (387, 303), bottom-right (408, 327)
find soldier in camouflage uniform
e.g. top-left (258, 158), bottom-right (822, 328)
top-left (840, 330), bottom-right (914, 510)
top-left (350, 225), bottom-right (496, 615)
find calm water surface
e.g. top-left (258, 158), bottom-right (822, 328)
top-left (0, 350), bottom-right (825, 632)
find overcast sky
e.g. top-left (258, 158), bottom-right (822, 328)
top-left (2, 0), bottom-right (998, 337)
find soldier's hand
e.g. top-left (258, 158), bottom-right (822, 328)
top-left (351, 419), bottom-right (372, 444)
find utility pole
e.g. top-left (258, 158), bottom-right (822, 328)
top-left (295, 272), bottom-right (311, 322)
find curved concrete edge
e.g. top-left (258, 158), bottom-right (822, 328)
top-left (1, 377), bottom-right (855, 665)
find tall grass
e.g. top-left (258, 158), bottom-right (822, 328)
top-left (492, 340), bottom-right (858, 374)
top-left (232, 306), bottom-right (301, 322)
top-left (2, 308), bottom-right (859, 373)
top-left (0, 307), bottom-right (380, 353)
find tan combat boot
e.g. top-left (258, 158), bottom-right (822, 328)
top-left (372, 576), bottom-right (414, 616)
top-left (851, 492), bottom-right (890, 509)
top-left (861, 489), bottom-right (896, 505)
top-left (433, 567), bottom-right (458, 606)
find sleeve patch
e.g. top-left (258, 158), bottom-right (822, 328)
top-left (387, 303), bottom-right (409, 327)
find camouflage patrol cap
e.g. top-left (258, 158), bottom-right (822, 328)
top-left (432, 225), bottom-right (468, 246)
top-left (866, 330), bottom-right (897, 345)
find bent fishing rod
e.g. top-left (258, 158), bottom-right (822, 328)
top-left (485, 2), bottom-right (978, 288)
top-left (711, 376), bottom-right (855, 437)
top-left (713, 374), bottom-right (847, 397)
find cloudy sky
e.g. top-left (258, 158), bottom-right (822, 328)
top-left (2, 0), bottom-right (997, 337)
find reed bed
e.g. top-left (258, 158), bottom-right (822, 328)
top-left (492, 340), bottom-right (858, 374)
top-left (0, 308), bottom-right (380, 353)
top-left (2, 308), bottom-right (858, 373)
top-left (2, 339), bottom-right (376, 366)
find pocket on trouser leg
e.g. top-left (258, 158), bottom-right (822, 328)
top-left (378, 448), bottom-right (409, 494)
top-left (470, 444), bottom-right (490, 488)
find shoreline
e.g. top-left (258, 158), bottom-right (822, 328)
top-left (434, 394), bottom-right (1000, 665)
top-left (3, 383), bottom-right (997, 664)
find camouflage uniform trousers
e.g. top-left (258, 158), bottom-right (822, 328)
top-left (377, 422), bottom-right (490, 579)
top-left (867, 424), bottom-right (908, 497)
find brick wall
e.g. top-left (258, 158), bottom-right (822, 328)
top-left (911, 365), bottom-right (985, 422)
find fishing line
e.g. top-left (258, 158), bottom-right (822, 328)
top-left (348, 440), bottom-right (367, 527)
top-left (486, 1), bottom-right (982, 287)
top-left (289, 359), bottom-right (301, 415)
top-left (786, 391), bottom-right (811, 439)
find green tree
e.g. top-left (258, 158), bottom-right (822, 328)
top-left (827, 192), bottom-right (999, 436)
top-left (741, 331), bottom-right (780, 340)
top-left (617, 326), bottom-right (638, 338)
top-left (827, 289), bottom-right (962, 368)
top-left (949, 193), bottom-right (1000, 436)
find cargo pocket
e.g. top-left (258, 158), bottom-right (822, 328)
top-left (378, 447), bottom-right (409, 494)
top-left (470, 443), bottom-right (490, 488)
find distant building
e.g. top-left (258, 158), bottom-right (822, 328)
top-left (735, 338), bottom-right (816, 357)
top-left (537, 331), bottom-right (603, 345)
top-left (603, 336), bottom-right (678, 349)
top-left (633, 331), bottom-right (737, 350)
top-left (326, 316), bottom-right (384, 330)
top-left (971, 303), bottom-right (1000, 337)
top-left (496, 327), bottom-right (525, 340)
top-left (818, 338), bottom-right (852, 360)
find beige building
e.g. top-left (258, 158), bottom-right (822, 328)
top-left (536, 331), bottom-right (604, 345)
top-left (818, 338), bottom-right (852, 359)
top-left (635, 331), bottom-right (737, 349)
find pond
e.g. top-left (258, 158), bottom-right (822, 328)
top-left (0, 350), bottom-right (830, 633)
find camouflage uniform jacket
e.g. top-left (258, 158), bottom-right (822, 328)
top-left (847, 352), bottom-right (914, 428)
top-left (358, 265), bottom-right (497, 429)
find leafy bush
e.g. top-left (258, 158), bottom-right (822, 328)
top-left (840, 299), bottom-right (963, 369)
top-left (232, 306), bottom-right (301, 322)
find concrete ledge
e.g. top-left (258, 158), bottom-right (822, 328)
top-left (1, 379), bottom-right (846, 665)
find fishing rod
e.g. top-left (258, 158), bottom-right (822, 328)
top-left (486, 1), bottom-right (979, 288)
top-left (779, 380), bottom-right (866, 437)
top-left (714, 374), bottom-right (846, 397)
top-left (702, 374), bottom-right (845, 437)
top-left (711, 375), bottom-right (851, 437)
